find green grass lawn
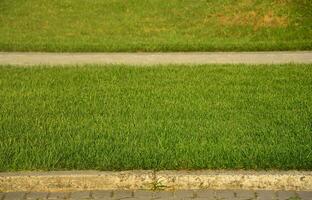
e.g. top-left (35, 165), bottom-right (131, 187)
top-left (0, 0), bottom-right (311, 52)
top-left (0, 64), bottom-right (311, 171)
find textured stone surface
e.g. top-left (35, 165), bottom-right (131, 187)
top-left (1, 52), bottom-right (312, 66)
top-left (0, 170), bottom-right (154, 192)
top-left (1, 170), bottom-right (312, 192)
top-left (1, 169), bottom-right (311, 199)
top-left (156, 170), bottom-right (312, 191)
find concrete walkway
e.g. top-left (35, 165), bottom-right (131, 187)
top-left (1, 190), bottom-right (312, 200)
top-left (0, 51), bottom-right (311, 66)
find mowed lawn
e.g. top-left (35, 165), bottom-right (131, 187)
top-left (0, 0), bottom-right (311, 52)
top-left (0, 64), bottom-right (311, 171)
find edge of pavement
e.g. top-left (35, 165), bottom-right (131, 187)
top-left (1, 170), bottom-right (311, 192)
top-left (0, 51), bottom-right (312, 65)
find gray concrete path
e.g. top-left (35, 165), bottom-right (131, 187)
top-left (0, 52), bottom-right (311, 66)
top-left (1, 190), bottom-right (311, 200)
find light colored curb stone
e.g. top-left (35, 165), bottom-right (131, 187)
top-left (156, 170), bottom-right (312, 191)
top-left (0, 170), bottom-right (311, 193)
top-left (0, 170), bottom-right (154, 192)
top-left (0, 51), bottom-right (312, 66)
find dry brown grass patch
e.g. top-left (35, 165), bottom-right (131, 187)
top-left (217, 10), bottom-right (288, 30)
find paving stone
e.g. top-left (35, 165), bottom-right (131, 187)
top-left (153, 191), bottom-right (174, 199)
top-left (297, 191), bottom-right (312, 200)
top-left (0, 193), bottom-right (4, 200)
top-left (92, 190), bottom-right (112, 199)
top-left (4, 192), bottom-right (26, 200)
top-left (195, 190), bottom-right (215, 200)
top-left (113, 190), bottom-right (132, 199)
top-left (172, 190), bottom-right (194, 200)
top-left (256, 190), bottom-right (277, 200)
top-left (126, 197), bottom-right (157, 200)
top-left (174, 190), bottom-right (194, 198)
top-left (216, 190), bottom-right (235, 200)
top-left (47, 192), bottom-right (70, 199)
top-left (133, 190), bottom-right (153, 199)
top-left (235, 190), bottom-right (256, 200)
top-left (152, 198), bottom-right (174, 200)
top-left (276, 191), bottom-right (297, 200)
top-left (123, 198), bottom-right (140, 200)
top-left (70, 191), bottom-right (91, 200)
top-left (26, 192), bottom-right (48, 200)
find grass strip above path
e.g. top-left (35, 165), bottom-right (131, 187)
top-left (0, 64), bottom-right (312, 171)
top-left (0, 0), bottom-right (311, 52)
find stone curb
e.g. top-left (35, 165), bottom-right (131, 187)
top-left (156, 170), bottom-right (312, 191)
top-left (0, 170), bottom-right (311, 192)
top-left (0, 51), bottom-right (312, 65)
top-left (0, 171), bottom-right (154, 192)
